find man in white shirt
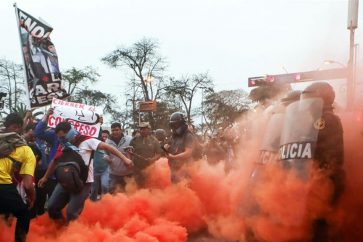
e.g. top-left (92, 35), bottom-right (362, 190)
top-left (39, 122), bottom-right (133, 224)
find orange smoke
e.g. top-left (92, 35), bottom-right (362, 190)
top-left (1, 104), bottom-right (363, 242)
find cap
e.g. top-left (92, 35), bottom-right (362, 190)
top-left (138, 122), bottom-right (151, 129)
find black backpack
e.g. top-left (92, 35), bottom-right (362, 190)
top-left (55, 135), bottom-right (94, 194)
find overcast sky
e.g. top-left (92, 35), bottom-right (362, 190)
top-left (0, 0), bottom-right (362, 107)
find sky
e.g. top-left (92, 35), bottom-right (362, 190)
top-left (0, 0), bottom-right (362, 108)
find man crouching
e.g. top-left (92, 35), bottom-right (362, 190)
top-left (38, 122), bottom-right (133, 224)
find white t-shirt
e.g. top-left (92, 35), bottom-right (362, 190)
top-left (78, 138), bottom-right (101, 183)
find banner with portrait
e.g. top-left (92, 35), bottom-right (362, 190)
top-left (16, 7), bottom-right (68, 108)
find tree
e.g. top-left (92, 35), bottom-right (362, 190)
top-left (11, 103), bottom-right (43, 119)
top-left (107, 108), bottom-right (131, 130)
top-left (72, 88), bottom-right (116, 114)
top-left (101, 38), bottom-right (167, 101)
top-left (0, 58), bottom-right (25, 115)
top-left (202, 89), bottom-right (252, 135)
top-left (165, 73), bottom-right (213, 124)
top-left (62, 66), bottom-right (100, 98)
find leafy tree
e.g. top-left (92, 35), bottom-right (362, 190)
top-left (146, 100), bottom-right (180, 131)
top-left (107, 108), bottom-right (132, 130)
top-left (202, 89), bottom-right (252, 135)
top-left (10, 103), bottom-right (43, 119)
top-left (0, 58), bottom-right (25, 114)
top-left (72, 88), bottom-right (116, 114)
top-left (165, 73), bottom-right (213, 124)
top-left (62, 66), bottom-right (100, 97)
top-left (102, 38), bottom-right (167, 101)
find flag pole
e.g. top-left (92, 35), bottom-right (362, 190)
top-left (13, 2), bottom-right (32, 110)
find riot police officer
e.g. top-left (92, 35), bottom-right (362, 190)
top-left (301, 82), bottom-right (345, 242)
top-left (164, 112), bottom-right (194, 183)
top-left (302, 82), bottom-right (344, 202)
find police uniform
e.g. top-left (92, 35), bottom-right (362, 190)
top-left (301, 82), bottom-right (345, 242)
top-left (168, 129), bottom-right (194, 171)
top-left (129, 123), bottom-right (162, 187)
top-left (314, 109), bottom-right (345, 204)
top-left (129, 135), bottom-right (162, 170)
top-left (309, 109), bottom-right (345, 242)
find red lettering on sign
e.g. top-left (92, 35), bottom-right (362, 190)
top-left (48, 116), bottom-right (55, 126)
top-left (55, 117), bottom-right (63, 125)
top-left (73, 121), bottom-right (80, 130)
top-left (85, 125), bottom-right (90, 135)
top-left (89, 127), bottom-right (97, 136)
top-left (79, 124), bottom-right (84, 134)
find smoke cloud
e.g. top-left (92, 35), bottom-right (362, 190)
top-left (1, 96), bottom-right (363, 242)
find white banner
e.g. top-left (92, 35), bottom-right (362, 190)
top-left (48, 98), bottom-right (102, 137)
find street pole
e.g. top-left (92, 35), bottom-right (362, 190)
top-left (347, 27), bottom-right (355, 109)
top-left (347, 0), bottom-right (359, 109)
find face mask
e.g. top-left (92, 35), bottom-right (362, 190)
top-left (172, 125), bottom-right (185, 136)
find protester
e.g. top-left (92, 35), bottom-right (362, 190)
top-left (38, 122), bottom-right (132, 224)
top-left (90, 129), bottom-right (110, 201)
top-left (106, 122), bottom-right (133, 193)
top-left (0, 113), bottom-right (36, 242)
top-left (27, 143), bottom-right (43, 219)
top-left (32, 108), bottom-right (59, 215)
top-left (23, 123), bottom-right (36, 144)
top-left (129, 122), bottom-right (162, 187)
top-left (3, 113), bottom-right (24, 134)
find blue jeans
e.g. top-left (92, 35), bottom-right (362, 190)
top-left (47, 183), bottom-right (91, 222)
top-left (90, 168), bottom-right (109, 201)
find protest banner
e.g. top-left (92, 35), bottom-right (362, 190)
top-left (48, 98), bottom-right (102, 137)
top-left (15, 5), bottom-right (68, 108)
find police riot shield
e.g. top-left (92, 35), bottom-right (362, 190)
top-left (279, 97), bottom-right (324, 162)
top-left (259, 111), bottom-right (285, 164)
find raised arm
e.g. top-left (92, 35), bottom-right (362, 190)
top-left (98, 142), bottom-right (133, 166)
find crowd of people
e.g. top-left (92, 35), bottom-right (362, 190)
top-left (0, 81), bottom-right (346, 242)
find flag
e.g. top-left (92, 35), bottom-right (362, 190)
top-left (16, 7), bottom-right (68, 108)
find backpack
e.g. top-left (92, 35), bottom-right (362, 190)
top-left (55, 135), bottom-right (94, 194)
top-left (0, 131), bottom-right (27, 158)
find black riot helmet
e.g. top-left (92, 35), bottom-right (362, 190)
top-left (169, 112), bottom-right (186, 130)
top-left (302, 82), bottom-right (335, 106)
top-left (155, 129), bottom-right (166, 142)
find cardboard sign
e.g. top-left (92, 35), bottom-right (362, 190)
top-left (139, 101), bottom-right (157, 112)
top-left (48, 98), bottom-right (102, 137)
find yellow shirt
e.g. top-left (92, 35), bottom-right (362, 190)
top-left (0, 146), bottom-right (36, 184)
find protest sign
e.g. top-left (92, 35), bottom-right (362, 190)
top-left (48, 98), bottom-right (102, 137)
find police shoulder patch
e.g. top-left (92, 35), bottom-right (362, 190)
top-left (314, 118), bottom-right (325, 130)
